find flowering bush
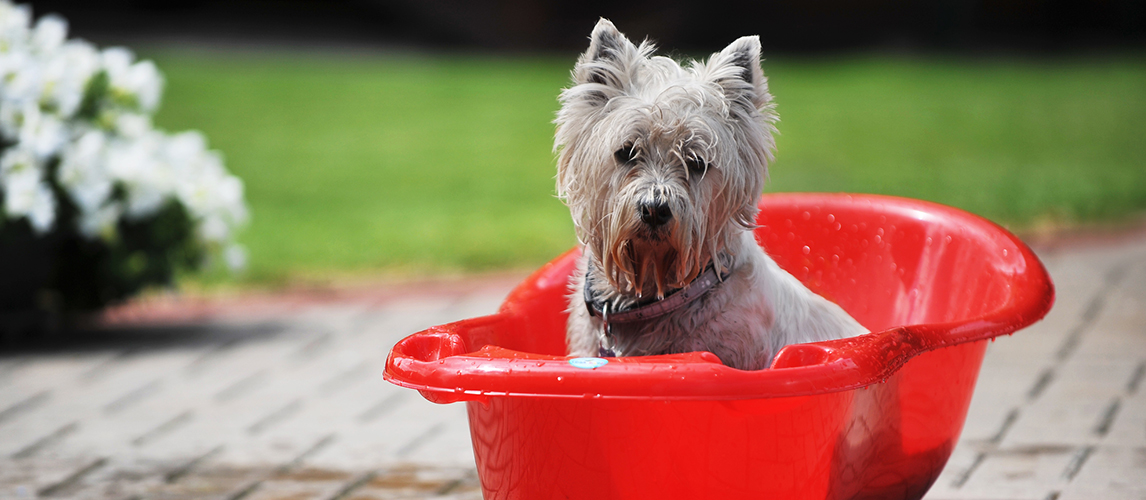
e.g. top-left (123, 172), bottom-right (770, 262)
top-left (0, 2), bottom-right (248, 313)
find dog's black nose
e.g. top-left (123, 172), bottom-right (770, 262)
top-left (639, 201), bottom-right (673, 227)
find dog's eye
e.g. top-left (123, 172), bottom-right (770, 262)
top-left (614, 143), bottom-right (637, 165)
top-left (685, 156), bottom-right (708, 174)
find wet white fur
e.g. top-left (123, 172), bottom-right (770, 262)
top-left (556, 19), bottom-right (866, 370)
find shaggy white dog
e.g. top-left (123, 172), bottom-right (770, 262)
top-left (556, 19), bottom-right (866, 370)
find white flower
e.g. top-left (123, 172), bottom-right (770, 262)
top-left (40, 40), bottom-right (99, 117)
top-left (58, 128), bottom-right (112, 213)
top-left (101, 47), bottom-right (163, 112)
top-left (224, 244), bottom-right (247, 271)
top-left (124, 59), bottom-right (161, 112)
top-left (105, 131), bottom-right (172, 217)
top-left (58, 130), bottom-right (122, 239)
top-left (29, 14), bottom-right (65, 55)
top-left (149, 130), bottom-right (250, 248)
top-left (198, 213), bottom-right (229, 242)
top-left (0, 47), bottom-right (26, 86)
top-left (99, 46), bottom-right (132, 78)
top-left (0, 2), bottom-right (30, 50)
top-left (24, 180), bottom-right (54, 232)
top-left (166, 129), bottom-right (206, 159)
top-left (0, 145), bottom-right (55, 232)
top-left (0, 142), bottom-right (39, 184)
top-left (114, 112), bottom-right (150, 139)
top-left (0, 50), bottom-right (42, 108)
top-left (0, 99), bottom-right (23, 139)
top-left (168, 133), bottom-right (248, 239)
top-left (16, 102), bottom-right (66, 158)
top-left (1, 101), bottom-right (68, 159)
top-left (78, 201), bottom-right (121, 239)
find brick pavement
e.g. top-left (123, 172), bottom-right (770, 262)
top-left (1, 237), bottom-right (1144, 500)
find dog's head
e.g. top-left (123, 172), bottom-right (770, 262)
top-left (555, 19), bottom-right (777, 298)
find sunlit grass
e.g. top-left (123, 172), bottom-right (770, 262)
top-left (147, 49), bottom-right (1146, 283)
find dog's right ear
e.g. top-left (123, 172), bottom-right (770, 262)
top-left (582, 19), bottom-right (636, 71)
top-left (712, 36), bottom-right (772, 113)
top-left (569, 19), bottom-right (646, 104)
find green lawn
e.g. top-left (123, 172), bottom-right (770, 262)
top-left (146, 49), bottom-right (1146, 284)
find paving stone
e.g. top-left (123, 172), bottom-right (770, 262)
top-left (141, 465), bottom-right (270, 500)
top-left (0, 354), bottom-right (114, 409)
top-left (241, 468), bottom-right (358, 500)
top-left (959, 361), bottom-right (1045, 444)
top-left (1058, 446), bottom-right (1146, 500)
top-left (41, 458), bottom-right (170, 500)
top-left (388, 403), bottom-right (475, 467)
top-left (0, 457), bottom-right (105, 498)
top-left (1004, 359), bottom-right (1141, 448)
top-left (302, 398), bottom-right (473, 471)
top-left (951, 445), bottom-right (1077, 500)
top-left (341, 465), bottom-right (483, 500)
top-left (1105, 380), bottom-right (1146, 447)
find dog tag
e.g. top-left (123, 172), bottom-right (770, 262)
top-left (569, 357), bottom-right (609, 369)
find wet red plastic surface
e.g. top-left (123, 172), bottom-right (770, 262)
top-left (384, 193), bottom-right (1055, 500)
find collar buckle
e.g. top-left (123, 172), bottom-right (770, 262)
top-left (597, 302), bottom-right (616, 357)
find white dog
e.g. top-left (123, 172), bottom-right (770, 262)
top-left (556, 19), bottom-right (866, 370)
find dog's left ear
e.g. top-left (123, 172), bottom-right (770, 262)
top-left (712, 36), bottom-right (771, 112)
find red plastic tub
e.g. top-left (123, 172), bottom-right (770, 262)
top-left (385, 193), bottom-right (1054, 500)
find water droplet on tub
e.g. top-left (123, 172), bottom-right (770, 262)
top-left (801, 211), bottom-right (811, 221)
top-left (802, 245), bottom-right (811, 255)
top-left (826, 214), bottom-right (835, 223)
top-left (556, 376), bottom-right (564, 382)
top-left (1002, 249), bottom-right (1009, 257)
